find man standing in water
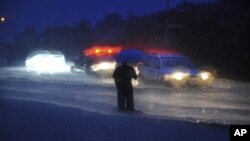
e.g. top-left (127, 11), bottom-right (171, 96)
top-left (113, 62), bottom-right (138, 112)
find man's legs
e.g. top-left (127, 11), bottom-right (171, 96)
top-left (117, 90), bottom-right (125, 111)
top-left (126, 89), bottom-right (135, 111)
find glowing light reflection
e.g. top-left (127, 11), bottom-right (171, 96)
top-left (25, 51), bottom-right (71, 74)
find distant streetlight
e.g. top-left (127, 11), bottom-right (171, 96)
top-left (0, 17), bottom-right (5, 22)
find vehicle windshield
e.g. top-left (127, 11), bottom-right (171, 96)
top-left (161, 57), bottom-right (194, 69)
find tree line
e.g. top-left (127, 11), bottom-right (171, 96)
top-left (0, 0), bottom-right (249, 81)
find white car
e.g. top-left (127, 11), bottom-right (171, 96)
top-left (25, 50), bottom-right (70, 74)
top-left (138, 54), bottom-right (215, 87)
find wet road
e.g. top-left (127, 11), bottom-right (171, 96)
top-left (0, 67), bottom-right (250, 125)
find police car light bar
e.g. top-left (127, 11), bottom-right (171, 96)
top-left (83, 45), bottom-right (122, 56)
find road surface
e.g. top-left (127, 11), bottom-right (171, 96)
top-left (0, 67), bottom-right (249, 125)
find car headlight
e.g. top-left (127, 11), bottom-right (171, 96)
top-left (198, 72), bottom-right (212, 81)
top-left (91, 62), bottom-right (116, 71)
top-left (197, 71), bottom-right (215, 87)
top-left (171, 72), bottom-right (189, 81)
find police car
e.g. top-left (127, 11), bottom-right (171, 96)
top-left (138, 54), bottom-right (215, 87)
top-left (71, 45), bottom-right (121, 77)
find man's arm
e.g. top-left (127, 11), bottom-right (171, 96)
top-left (113, 67), bottom-right (118, 78)
top-left (131, 67), bottom-right (138, 80)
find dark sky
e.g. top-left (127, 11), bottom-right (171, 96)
top-left (0, 0), bottom-right (211, 42)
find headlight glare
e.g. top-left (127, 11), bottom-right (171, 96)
top-left (199, 72), bottom-right (211, 81)
top-left (91, 62), bottom-right (116, 71)
top-left (171, 72), bottom-right (188, 81)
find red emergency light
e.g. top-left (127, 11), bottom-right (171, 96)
top-left (83, 45), bottom-right (122, 56)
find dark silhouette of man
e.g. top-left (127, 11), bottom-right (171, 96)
top-left (113, 62), bottom-right (138, 111)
